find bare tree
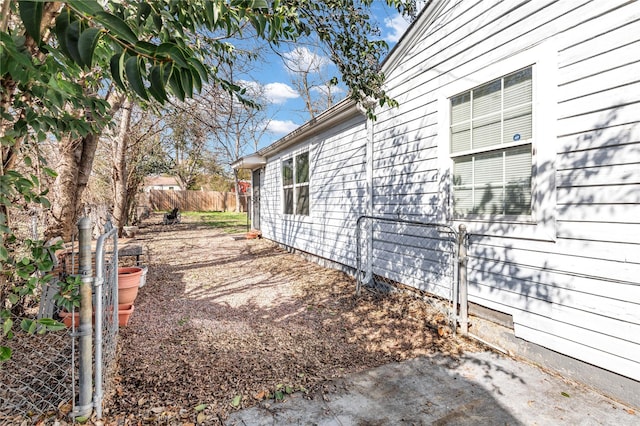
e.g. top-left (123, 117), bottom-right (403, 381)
top-left (282, 46), bottom-right (341, 119)
top-left (160, 100), bottom-right (214, 191)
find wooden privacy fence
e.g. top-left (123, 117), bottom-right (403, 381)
top-left (145, 189), bottom-right (246, 212)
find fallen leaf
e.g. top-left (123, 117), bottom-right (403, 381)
top-left (254, 390), bottom-right (267, 400)
top-left (231, 395), bottom-right (242, 408)
top-left (626, 409), bottom-right (635, 415)
top-left (561, 392), bottom-right (570, 398)
top-left (196, 412), bottom-right (207, 424)
top-left (194, 403), bottom-right (207, 412)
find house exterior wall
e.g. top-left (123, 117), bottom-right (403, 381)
top-left (261, 115), bottom-right (369, 267)
top-left (255, 0), bottom-right (640, 384)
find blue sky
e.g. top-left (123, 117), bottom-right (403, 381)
top-left (241, 3), bottom-right (416, 152)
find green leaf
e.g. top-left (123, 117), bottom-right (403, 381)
top-left (168, 68), bottom-right (185, 101)
top-left (0, 246), bottom-right (8, 262)
top-left (8, 293), bottom-right (18, 306)
top-left (134, 41), bottom-right (156, 56)
top-left (54, 8), bottom-right (72, 57)
top-left (20, 319), bottom-right (37, 334)
top-left (43, 167), bottom-right (57, 178)
top-left (137, 2), bottom-right (152, 25)
top-left (148, 65), bottom-right (167, 103)
top-left (37, 318), bottom-right (66, 332)
top-left (561, 392), bottom-right (570, 398)
top-left (152, 14), bottom-right (162, 32)
top-left (18, 0), bottom-right (43, 43)
top-left (190, 67), bottom-right (202, 94)
top-left (95, 11), bottom-right (138, 44)
top-left (125, 56), bottom-right (148, 100)
top-left (205, 1), bottom-right (219, 27)
top-left (0, 346), bottom-right (11, 362)
top-left (65, 20), bottom-right (82, 65)
top-left (67, 0), bottom-right (104, 16)
top-left (188, 57), bottom-right (209, 84)
top-left (251, 0), bottom-right (269, 8)
top-left (180, 68), bottom-right (193, 97)
top-left (78, 27), bottom-right (102, 68)
top-left (156, 43), bottom-right (189, 68)
top-left (109, 52), bottom-right (126, 91)
top-left (231, 395), bottom-right (241, 408)
top-left (194, 403), bottom-right (207, 412)
top-left (3, 318), bottom-right (13, 336)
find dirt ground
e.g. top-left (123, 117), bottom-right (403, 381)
top-left (105, 213), bottom-right (480, 425)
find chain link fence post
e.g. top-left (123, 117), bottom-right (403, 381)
top-left (73, 217), bottom-right (93, 419)
top-left (457, 224), bottom-right (468, 335)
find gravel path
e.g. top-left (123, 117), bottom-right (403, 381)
top-left (106, 214), bottom-right (477, 424)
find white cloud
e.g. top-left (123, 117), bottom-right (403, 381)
top-left (283, 47), bottom-right (331, 73)
top-left (311, 84), bottom-right (345, 97)
top-left (267, 119), bottom-right (299, 135)
top-left (384, 14), bottom-right (411, 43)
top-left (238, 80), bottom-right (261, 95)
top-left (264, 82), bottom-right (299, 104)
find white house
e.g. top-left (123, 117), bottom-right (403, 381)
top-left (233, 0), bottom-right (640, 406)
top-left (143, 176), bottom-right (180, 191)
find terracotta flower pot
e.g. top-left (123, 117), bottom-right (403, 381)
top-left (117, 304), bottom-right (135, 326)
top-left (118, 267), bottom-right (142, 305)
top-left (59, 304), bottom-right (135, 327)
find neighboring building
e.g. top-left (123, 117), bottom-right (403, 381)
top-left (232, 0), bottom-right (640, 406)
top-left (144, 176), bottom-right (180, 191)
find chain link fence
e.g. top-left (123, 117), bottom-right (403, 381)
top-left (0, 217), bottom-right (119, 422)
top-left (356, 216), bottom-right (465, 334)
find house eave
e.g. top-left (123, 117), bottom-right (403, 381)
top-left (232, 98), bottom-right (359, 170)
top-left (231, 154), bottom-right (267, 170)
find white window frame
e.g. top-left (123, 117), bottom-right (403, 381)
top-left (437, 41), bottom-right (557, 241)
top-left (281, 150), bottom-right (310, 216)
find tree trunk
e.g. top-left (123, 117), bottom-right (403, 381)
top-left (111, 98), bottom-right (133, 236)
top-left (233, 168), bottom-right (241, 213)
top-left (46, 132), bottom-right (97, 240)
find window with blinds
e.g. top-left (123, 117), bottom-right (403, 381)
top-left (450, 66), bottom-right (533, 217)
top-left (282, 151), bottom-right (310, 216)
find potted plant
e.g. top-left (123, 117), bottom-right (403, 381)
top-left (117, 267), bottom-right (143, 305)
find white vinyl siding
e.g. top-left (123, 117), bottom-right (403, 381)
top-left (451, 67), bottom-right (533, 217)
top-left (256, 0), bottom-right (640, 386)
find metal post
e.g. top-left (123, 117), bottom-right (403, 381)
top-left (74, 217), bottom-right (93, 419)
top-left (458, 224), bottom-right (468, 335)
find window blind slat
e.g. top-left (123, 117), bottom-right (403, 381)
top-left (474, 151), bottom-right (503, 185)
top-left (451, 123), bottom-right (471, 153)
top-left (503, 104), bottom-right (532, 143)
top-left (472, 114), bottom-right (501, 149)
top-left (473, 79), bottom-right (501, 117)
top-left (504, 68), bottom-right (532, 109)
top-left (453, 156), bottom-right (472, 186)
top-left (451, 92), bottom-right (471, 124)
top-left (505, 146), bottom-right (531, 183)
top-left (475, 184), bottom-right (504, 215)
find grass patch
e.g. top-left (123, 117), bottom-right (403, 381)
top-left (182, 211), bottom-right (249, 234)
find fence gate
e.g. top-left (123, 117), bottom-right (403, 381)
top-left (356, 216), bottom-right (464, 334)
top-left (92, 219), bottom-right (118, 419)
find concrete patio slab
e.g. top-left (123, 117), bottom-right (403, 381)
top-left (226, 351), bottom-right (637, 425)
